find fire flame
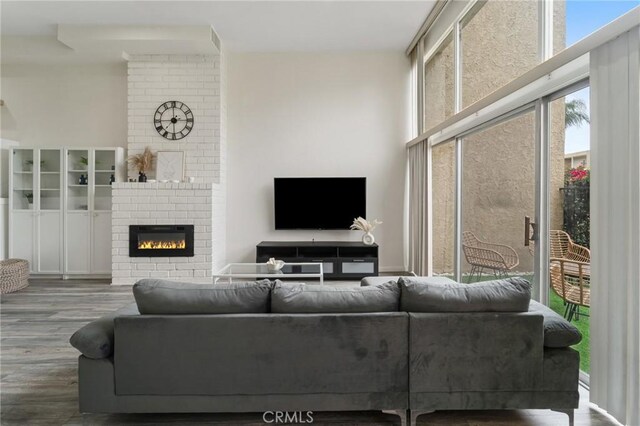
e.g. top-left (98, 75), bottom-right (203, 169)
top-left (138, 240), bottom-right (186, 250)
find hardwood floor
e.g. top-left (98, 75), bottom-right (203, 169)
top-left (1, 279), bottom-right (616, 425)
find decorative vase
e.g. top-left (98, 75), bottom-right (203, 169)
top-left (138, 172), bottom-right (147, 183)
top-left (362, 232), bottom-right (375, 245)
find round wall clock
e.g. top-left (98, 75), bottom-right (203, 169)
top-left (154, 101), bottom-right (194, 140)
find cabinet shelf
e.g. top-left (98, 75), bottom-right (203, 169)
top-left (68, 169), bottom-right (89, 173)
top-left (41, 171), bottom-right (61, 174)
top-left (68, 184), bottom-right (89, 187)
top-left (13, 171), bottom-right (34, 174)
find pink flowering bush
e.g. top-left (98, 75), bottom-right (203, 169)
top-left (565, 165), bottom-right (590, 186)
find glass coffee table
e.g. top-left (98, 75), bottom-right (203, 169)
top-left (213, 263), bottom-right (324, 284)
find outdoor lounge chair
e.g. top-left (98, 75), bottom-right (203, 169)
top-left (550, 229), bottom-right (591, 282)
top-left (550, 230), bottom-right (590, 263)
top-left (550, 257), bottom-right (590, 321)
top-left (462, 231), bottom-right (519, 283)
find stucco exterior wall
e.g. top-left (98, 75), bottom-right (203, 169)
top-left (429, 0), bottom-right (566, 274)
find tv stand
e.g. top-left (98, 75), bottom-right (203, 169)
top-left (256, 241), bottom-right (378, 280)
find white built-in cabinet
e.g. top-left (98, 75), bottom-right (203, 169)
top-left (9, 147), bottom-right (124, 276)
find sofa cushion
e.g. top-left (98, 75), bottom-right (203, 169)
top-left (529, 300), bottom-right (582, 347)
top-left (69, 303), bottom-right (139, 359)
top-left (400, 276), bottom-right (531, 312)
top-left (133, 279), bottom-right (272, 314)
top-left (271, 281), bottom-right (400, 313)
top-left (361, 276), bottom-right (401, 287)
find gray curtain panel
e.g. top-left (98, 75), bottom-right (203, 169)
top-left (406, 142), bottom-right (429, 276)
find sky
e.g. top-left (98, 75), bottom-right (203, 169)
top-left (563, 0), bottom-right (638, 154)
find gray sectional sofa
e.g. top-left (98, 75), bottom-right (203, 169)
top-left (71, 276), bottom-right (582, 426)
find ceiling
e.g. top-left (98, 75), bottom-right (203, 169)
top-left (0, 1), bottom-right (433, 55)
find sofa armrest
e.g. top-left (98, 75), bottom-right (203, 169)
top-left (409, 311), bottom-right (544, 393)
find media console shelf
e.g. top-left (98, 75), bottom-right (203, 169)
top-left (256, 241), bottom-right (378, 280)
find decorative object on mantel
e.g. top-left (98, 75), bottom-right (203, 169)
top-left (350, 217), bottom-right (382, 245)
top-left (154, 100), bottom-right (194, 140)
top-left (128, 147), bottom-right (154, 183)
top-left (156, 151), bottom-right (185, 182)
top-left (266, 258), bottom-right (285, 273)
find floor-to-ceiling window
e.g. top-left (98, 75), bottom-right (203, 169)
top-left (409, 0), bottom-right (638, 379)
top-left (460, 110), bottom-right (537, 283)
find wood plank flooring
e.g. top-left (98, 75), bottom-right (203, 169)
top-left (1, 279), bottom-right (616, 425)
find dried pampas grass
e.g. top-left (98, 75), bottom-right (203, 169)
top-left (350, 217), bottom-right (382, 232)
top-left (128, 147), bottom-right (154, 173)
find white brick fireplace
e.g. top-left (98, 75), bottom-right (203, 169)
top-left (112, 52), bottom-right (226, 285)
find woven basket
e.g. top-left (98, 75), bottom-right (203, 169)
top-left (0, 259), bottom-right (30, 294)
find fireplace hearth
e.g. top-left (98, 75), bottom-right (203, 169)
top-left (129, 225), bottom-right (194, 257)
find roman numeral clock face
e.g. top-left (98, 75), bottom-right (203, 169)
top-left (154, 101), bottom-right (194, 140)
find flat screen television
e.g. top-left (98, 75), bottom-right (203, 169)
top-left (274, 177), bottom-right (366, 230)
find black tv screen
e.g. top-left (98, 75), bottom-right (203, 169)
top-left (274, 177), bottom-right (366, 230)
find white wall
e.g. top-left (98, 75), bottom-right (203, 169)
top-left (228, 52), bottom-right (410, 271)
top-left (0, 63), bottom-right (127, 148)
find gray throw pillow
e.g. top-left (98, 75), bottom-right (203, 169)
top-left (400, 276), bottom-right (531, 312)
top-left (271, 281), bottom-right (400, 313)
top-left (69, 303), bottom-right (139, 359)
top-left (529, 300), bottom-right (583, 347)
top-left (133, 279), bottom-right (273, 314)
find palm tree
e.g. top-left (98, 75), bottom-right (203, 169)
top-left (565, 99), bottom-right (590, 129)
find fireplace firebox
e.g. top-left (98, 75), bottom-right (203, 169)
top-left (129, 225), bottom-right (194, 257)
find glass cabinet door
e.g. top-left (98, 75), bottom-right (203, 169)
top-left (66, 149), bottom-right (90, 211)
top-left (39, 149), bottom-right (62, 211)
top-left (94, 149), bottom-right (116, 211)
top-left (12, 149), bottom-right (35, 210)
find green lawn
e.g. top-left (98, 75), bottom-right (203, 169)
top-left (453, 273), bottom-right (590, 373)
top-left (549, 291), bottom-right (589, 372)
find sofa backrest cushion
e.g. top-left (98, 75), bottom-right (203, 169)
top-left (528, 300), bottom-right (582, 347)
top-left (69, 303), bottom-right (139, 359)
top-left (133, 279), bottom-right (272, 314)
top-left (361, 275), bottom-right (456, 287)
top-left (271, 281), bottom-right (400, 313)
top-left (400, 276), bottom-right (531, 312)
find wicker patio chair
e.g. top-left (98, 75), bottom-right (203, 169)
top-left (462, 231), bottom-right (519, 283)
top-left (550, 230), bottom-right (590, 277)
top-left (550, 257), bottom-right (590, 321)
top-left (550, 230), bottom-right (590, 262)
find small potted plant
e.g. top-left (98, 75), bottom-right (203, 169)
top-left (350, 217), bottom-right (382, 245)
top-left (78, 156), bottom-right (100, 170)
top-left (24, 160), bottom-right (44, 172)
top-left (79, 157), bottom-right (89, 170)
top-left (127, 147), bottom-right (154, 182)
